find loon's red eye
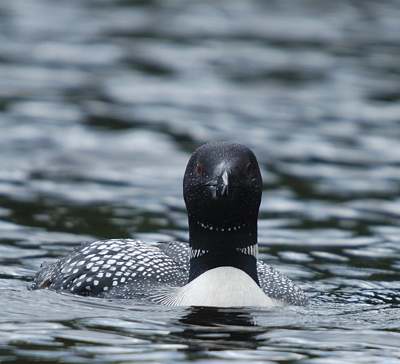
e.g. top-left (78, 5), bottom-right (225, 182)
top-left (246, 162), bottom-right (253, 174)
top-left (195, 163), bottom-right (205, 176)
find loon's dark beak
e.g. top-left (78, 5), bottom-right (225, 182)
top-left (215, 169), bottom-right (230, 199)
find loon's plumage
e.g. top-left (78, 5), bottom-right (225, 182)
top-left (32, 142), bottom-right (308, 307)
top-left (33, 239), bottom-right (306, 305)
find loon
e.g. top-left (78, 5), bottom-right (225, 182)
top-left (32, 142), bottom-right (307, 307)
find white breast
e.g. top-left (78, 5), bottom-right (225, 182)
top-left (171, 266), bottom-right (280, 307)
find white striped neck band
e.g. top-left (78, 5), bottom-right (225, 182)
top-left (196, 220), bottom-right (247, 232)
top-left (189, 243), bottom-right (258, 259)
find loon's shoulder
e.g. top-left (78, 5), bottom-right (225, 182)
top-left (158, 241), bottom-right (190, 267)
top-left (257, 261), bottom-right (308, 306)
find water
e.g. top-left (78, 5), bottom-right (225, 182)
top-left (1, 0), bottom-right (400, 362)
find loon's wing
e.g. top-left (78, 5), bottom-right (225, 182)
top-left (257, 261), bottom-right (308, 305)
top-left (32, 239), bottom-right (188, 297)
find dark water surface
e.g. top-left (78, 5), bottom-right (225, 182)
top-left (1, 0), bottom-right (400, 363)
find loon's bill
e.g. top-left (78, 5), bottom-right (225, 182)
top-left (32, 142), bottom-right (308, 307)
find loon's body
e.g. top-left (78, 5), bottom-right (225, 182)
top-left (33, 239), bottom-right (305, 306)
top-left (33, 142), bottom-right (308, 307)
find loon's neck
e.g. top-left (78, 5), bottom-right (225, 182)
top-left (188, 217), bottom-right (259, 286)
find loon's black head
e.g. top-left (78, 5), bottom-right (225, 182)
top-left (183, 142), bottom-right (262, 284)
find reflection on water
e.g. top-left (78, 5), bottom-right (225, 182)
top-left (176, 307), bottom-right (261, 352)
top-left (1, 0), bottom-right (400, 363)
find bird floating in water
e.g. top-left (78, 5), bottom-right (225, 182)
top-left (33, 142), bottom-right (307, 307)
